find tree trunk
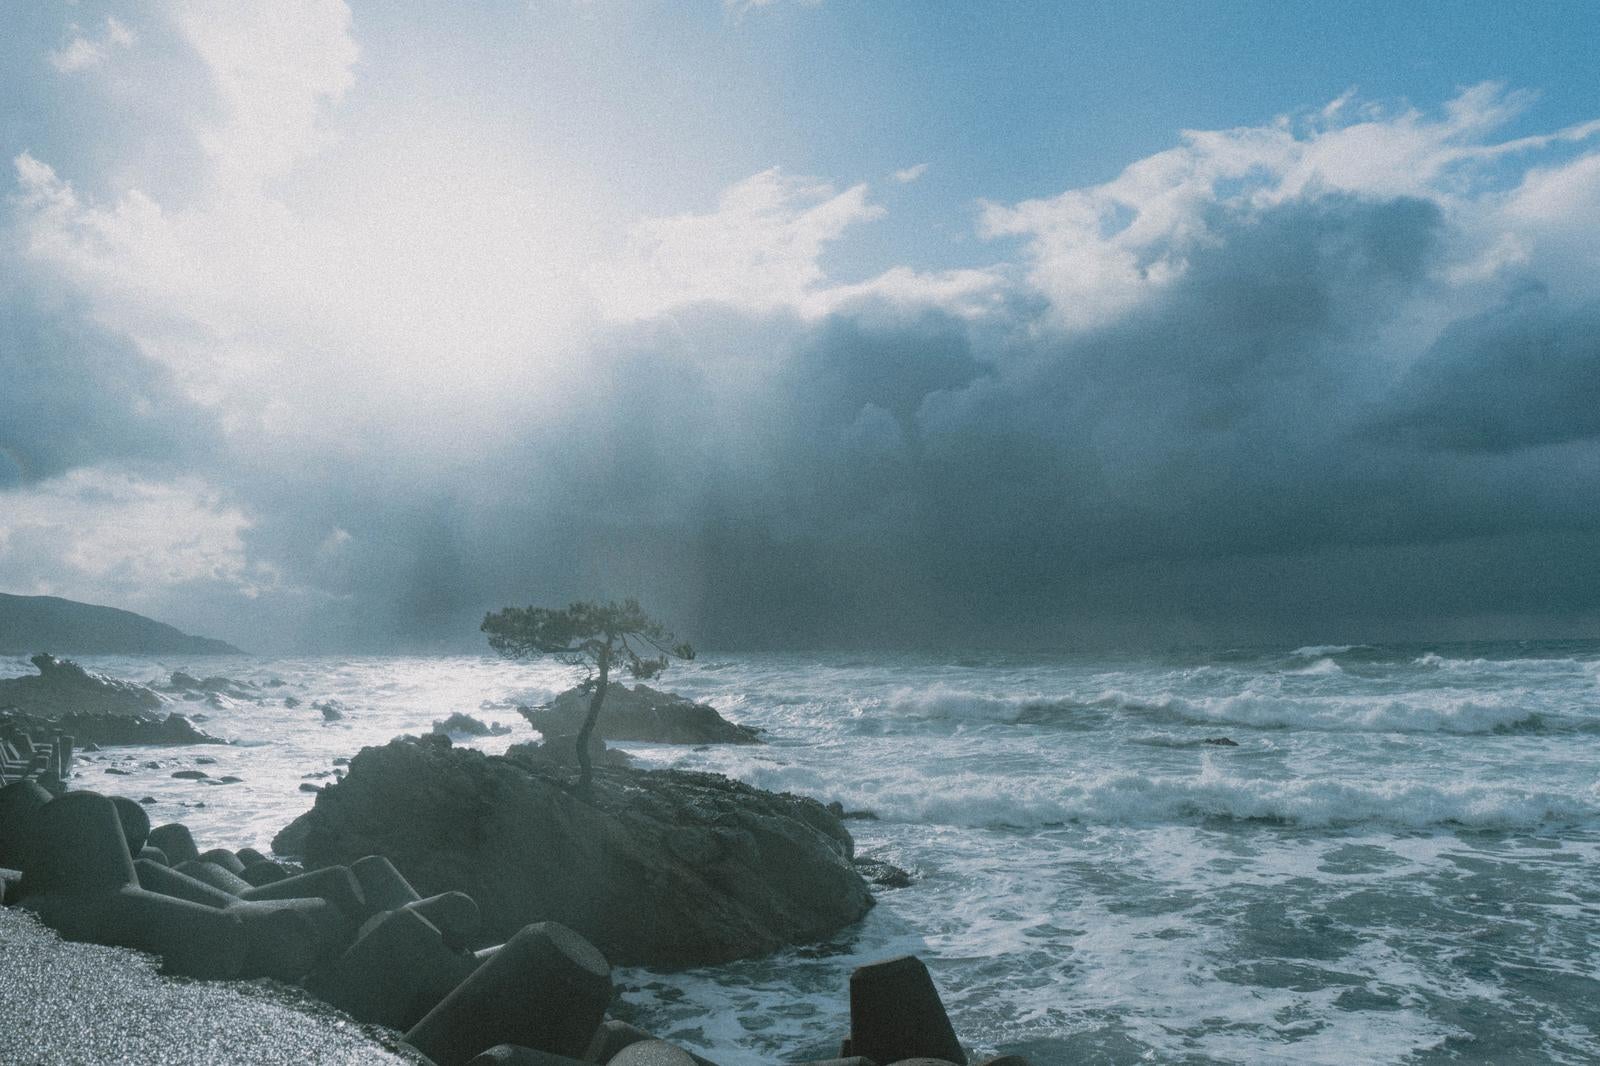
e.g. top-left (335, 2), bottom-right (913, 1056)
top-left (575, 641), bottom-right (611, 796)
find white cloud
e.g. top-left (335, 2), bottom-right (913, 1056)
top-left (598, 167), bottom-right (882, 318)
top-left (893, 163), bottom-right (929, 184)
top-left (982, 83), bottom-right (1600, 331)
top-left (0, 469), bottom-right (270, 602)
top-left (171, 0), bottom-right (359, 190)
top-left (49, 17), bottom-right (136, 73)
top-left (600, 166), bottom-right (1004, 319)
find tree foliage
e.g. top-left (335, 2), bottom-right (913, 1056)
top-left (481, 598), bottom-right (693, 792)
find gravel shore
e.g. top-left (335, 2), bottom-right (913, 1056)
top-left (0, 907), bottom-right (427, 1066)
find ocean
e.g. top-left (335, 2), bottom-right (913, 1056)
top-left (12, 641), bottom-right (1600, 1064)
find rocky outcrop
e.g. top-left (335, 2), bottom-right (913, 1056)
top-left (273, 736), bottom-right (872, 967)
top-left (0, 654), bottom-right (163, 718)
top-left (158, 672), bottom-right (261, 703)
top-left (431, 712), bottom-right (512, 738)
top-left (520, 685), bottom-right (761, 746)
top-left (0, 709), bottom-right (226, 748)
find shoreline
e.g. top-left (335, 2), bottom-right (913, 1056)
top-left (0, 906), bottom-right (426, 1066)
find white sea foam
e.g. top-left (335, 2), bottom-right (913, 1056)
top-left (1291, 644), bottom-right (1363, 657)
top-left (1116, 689), bottom-right (1543, 734)
top-left (834, 764), bottom-right (1600, 830)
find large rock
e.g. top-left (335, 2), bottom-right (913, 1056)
top-left (0, 708), bottom-right (226, 748)
top-left (274, 736), bottom-right (872, 966)
top-left (0, 654), bottom-right (162, 717)
top-left (520, 685), bottom-right (761, 745)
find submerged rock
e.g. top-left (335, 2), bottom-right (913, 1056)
top-left (0, 654), bottom-right (162, 718)
top-left (273, 736), bottom-right (872, 966)
top-left (315, 700), bottom-right (346, 722)
top-left (520, 684), bottom-right (762, 746)
top-left (0, 709), bottom-right (226, 748)
top-left (158, 672), bottom-right (260, 703)
top-left (431, 712), bottom-right (512, 738)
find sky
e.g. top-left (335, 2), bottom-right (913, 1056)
top-left (4, 1), bottom-right (1600, 653)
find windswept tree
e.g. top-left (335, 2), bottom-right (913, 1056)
top-left (481, 599), bottom-right (694, 793)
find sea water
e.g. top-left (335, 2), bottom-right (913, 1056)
top-left (11, 641), bottom-right (1600, 1064)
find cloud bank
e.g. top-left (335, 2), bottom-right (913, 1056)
top-left (4, 5), bottom-right (1600, 651)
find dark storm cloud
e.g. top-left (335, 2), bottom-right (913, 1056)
top-left (211, 190), bottom-right (1600, 650)
top-left (0, 272), bottom-right (213, 488)
top-left (1383, 288), bottom-right (1600, 452)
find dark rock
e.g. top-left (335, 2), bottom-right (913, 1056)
top-left (146, 823), bottom-right (201, 866)
top-left (973, 1057), bottom-right (1032, 1065)
top-left (333, 757), bottom-right (351, 766)
top-left (284, 696), bottom-right (302, 708)
top-left (109, 795), bottom-right (151, 853)
top-left (172, 769), bottom-right (210, 780)
top-left (433, 712), bottom-right (513, 738)
top-left (855, 856), bottom-right (913, 889)
top-left (236, 846), bottom-right (269, 867)
top-left (104, 767), bottom-right (131, 775)
top-left (522, 684), bottom-right (761, 745)
top-left (315, 700), bottom-right (346, 722)
top-left (0, 654), bottom-right (162, 717)
top-left (300, 782), bottom-right (324, 793)
top-left (849, 956), bottom-right (966, 1066)
top-left (507, 734), bottom-right (633, 770)
top-left (404, 921), bottom-right (612, 1066)
top-left (0, 707), bottom-right (226, 748)
top-left (240, 859), bottom-right (290, 887)
top-left (276, 737), bottom-right (873, 966)
top-left (305, 907), bottom-right (475, 1032)
top-left (790, 1059), bottom-right (876, 1066)
top-left (1202, 737), bottom-right (1240, 747)
top-left (137, 845), bottom-right (169, 865)
top-left (159, 672), bottom-right (258, 701)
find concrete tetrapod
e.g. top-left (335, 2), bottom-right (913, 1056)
top-left (351, 854), bottom-right (422, 915)
top-left (109, 795), bottom-right (150, 854)
top-left (303, 906), bottom-right (475, 1031)
top-left (584, 1021), bottom-right (719, 1066)
top-left (404, 921), bottom-right (613, 1066)
top-left (239, 864), bottom-right (365, 921)
top-left (16, 791), bottom-right (246, 979)
top-left (403, 891), bottom-right (481, 950)
top-left (848, 956), bottom-right (967, 1066)
top-left (174, 859), bottom-right (252, 896)
top-left (465, 1047), bottom-right (590, 1066)
top-left (146, 823), bottom-right (201, 866)
top-left (0, 779), bottom-right (51, 868)
top-left (608, 1042), bottom-right (700, 1066)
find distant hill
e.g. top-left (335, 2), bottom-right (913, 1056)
top-left (0, 593), bottom-right (243, 656)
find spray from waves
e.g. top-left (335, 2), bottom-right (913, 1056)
top-left (1289, 657), bottom-right (1345, 676)
top-left (764, 762), bottom-right (1600, 831)
top-left (1094, 688), bottom-right (1552, 735)
top-left (1291, 644), bottom-right (1366, 658)
top-left (853, 684), bottom-right (1567, 736)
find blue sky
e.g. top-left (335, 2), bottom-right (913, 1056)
top-left (5, 2), bottom-right (1600, 650)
